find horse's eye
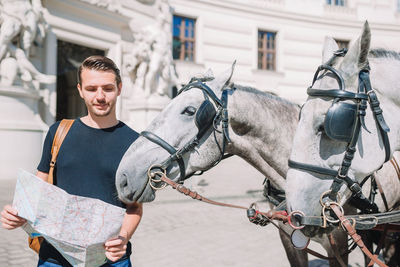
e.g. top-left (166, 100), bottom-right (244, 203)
top-left (181, 106), bottom-right (196, 116)
top-left (317, 124), bottom-right (325, 133)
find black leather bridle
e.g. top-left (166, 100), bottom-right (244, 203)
top-left (140, 77), bottom-right (232, 188)
top-left (288, 49), bottom-right (391, 213)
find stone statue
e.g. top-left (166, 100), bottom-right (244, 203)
top-left (0, 0), bottom-right (55, 89)
top-left (124, 31), bottom-right (150, 94)
top-left (124, 0), bottom-right (178, 98)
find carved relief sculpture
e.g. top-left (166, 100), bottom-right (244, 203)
top-left (124, 0), bottom-right (178, 98)
top-left (0, 0), bottom-right (55, 89)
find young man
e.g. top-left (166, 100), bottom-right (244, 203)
top-left (1, 55), bottom-right (142, 267)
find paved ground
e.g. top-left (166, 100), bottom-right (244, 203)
top-left (0, 157), bottom-right (365, 267)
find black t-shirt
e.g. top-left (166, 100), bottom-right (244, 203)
top-left (37, 118), bottom-right (139, 266)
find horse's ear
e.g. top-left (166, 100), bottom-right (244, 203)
top-left (358, 21), bottom-right (371, 69)
top-left (322, 37), bottom-right (339, 64)
top-left (339, 21), bottom-right (371, 77)
top-left (207, 61), bottom-right (236, 92)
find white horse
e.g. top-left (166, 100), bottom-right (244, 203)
top-left (285, 21), bottom-right (400, 259)
top-left (116, 66), bottom-right (296, 204)
top-left (116, 65), bottom-right (318, 266)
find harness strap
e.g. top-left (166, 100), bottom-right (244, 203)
top-left (220, 89), bottom-right (231, 143)
top-left (330, 204), bottom-right (388, 267)
top-left (390, 157), bottom-right (400, 180)
top-left (142, 80), bottom-right (233, 185)
top-left (181, 81), bottom-right (223, 107)
top-left (373, 224), bottom-right (400, 232)
top-left (311, 65), bottom-right (345, 90)
top-left (288, 160), bottom-right (378, 213)
top-left (141, 131), bottom-right (186, 182)
top-left (359, 71), bottom-right (391, 162)
top-left (300, 209), bottom-right (400, 230)
top-left (375, 176), bottom-right (389, 212)
top-left (307, 87), bottom-right (369, 100)
top-left (366, 173), bottom-right (390, 267)
top-left (358, 77), bottom-right (370, 133)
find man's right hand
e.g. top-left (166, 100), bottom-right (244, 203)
top-left (0, 205), bottom-right (26, 230)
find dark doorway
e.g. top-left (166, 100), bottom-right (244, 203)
top-left (56, 40), bottom-right (105, 121)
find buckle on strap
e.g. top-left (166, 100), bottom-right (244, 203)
top-left (288, 211), bottom-right (305, 230)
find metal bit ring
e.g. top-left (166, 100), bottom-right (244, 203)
top-left (147, 164), bottom-right (167, 190)
top-left (288, 211), bottom-right (305, 230)
top-left (322, 202), bottom-right (343, 224)
top-left (319, 190), bottom-right (341, 207)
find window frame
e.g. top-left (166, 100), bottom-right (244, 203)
top-left (172, 15), bottom-right (196, 62)
top-left (257, 30), bottom-right (277, 71)
top-left (326, 0), bottom-right (346, 6)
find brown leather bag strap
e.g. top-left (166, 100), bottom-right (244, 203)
top-left (48, 119), bottom-right (74, 184)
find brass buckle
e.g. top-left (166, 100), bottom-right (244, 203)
top-left (147, 164), bottom-right (167, 190)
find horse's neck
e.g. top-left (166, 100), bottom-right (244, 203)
top-left (227, 88), bottom-right (300, 190)
top-left (370, 58), bottom-right (400, 152)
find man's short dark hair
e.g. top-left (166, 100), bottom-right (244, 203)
top-left (77, 55), bottom-right (121, 86)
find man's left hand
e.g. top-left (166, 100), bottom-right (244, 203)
top-left (104, 230), bottom-right (128, 262)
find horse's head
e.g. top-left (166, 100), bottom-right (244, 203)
top-left (286, 22), bottom-right (392, 236)
top-left (116, 64), bottom-right (235, 203)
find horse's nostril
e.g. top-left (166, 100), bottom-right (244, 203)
top-left (126, 192), bottom-right (134, 200)
top-left (120, 173), bottom-right (128, 188)
top-left (121, 174), bottom-right (134, 200)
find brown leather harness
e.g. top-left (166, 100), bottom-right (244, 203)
top-left (147, 164), bottom-right (400, 266)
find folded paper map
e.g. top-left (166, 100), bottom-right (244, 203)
top-left (12, 170), bottom-right (126, 267)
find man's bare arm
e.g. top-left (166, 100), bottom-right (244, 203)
top-left (104, 202), bottom-right (143, 262)
top-left (36, 170), bottom-right (48, 182)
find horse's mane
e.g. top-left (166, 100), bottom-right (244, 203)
top-left (369, 48), bottom-right (400, 61)
top-left (233, 84), bottom-right (300, 108)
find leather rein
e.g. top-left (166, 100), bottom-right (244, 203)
top-left (147, 167), bottom-right (394, 265)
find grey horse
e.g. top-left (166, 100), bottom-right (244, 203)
top-left (285, 22), bottom-right (400, 265)
top-left (115, 64), bottom-right (366, 266)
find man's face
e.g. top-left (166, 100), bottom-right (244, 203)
top-left (77, 68), bottom-right (121, 118)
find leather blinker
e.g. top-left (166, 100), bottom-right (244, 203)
top-left (195, 100), bottom-right (216, 138)
top-left (324, 102), bottom-right (358, 143)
